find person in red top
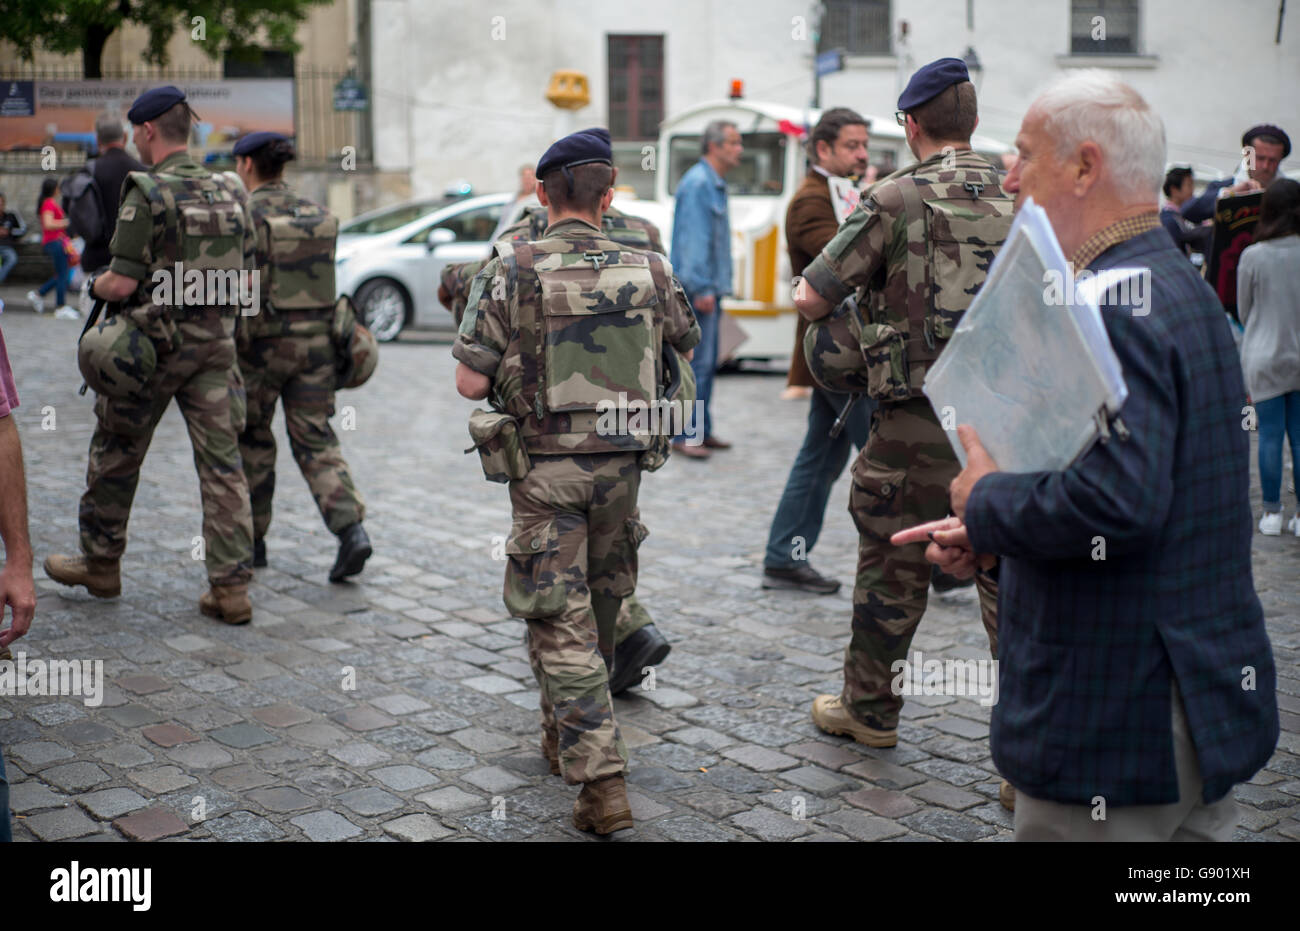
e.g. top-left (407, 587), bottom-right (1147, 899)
top-left (0, 319), bottom-right (37, 843)
top-left (26, 177), bottom-right (75, 315)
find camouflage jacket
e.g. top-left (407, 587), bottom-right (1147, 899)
top-left (801, 149), bottom-right (1014, 401)
top-left (441, 204), bottom-right (666, 328)
top-left (109, 150), bottom-right (255, 339)
top-left (243, 181), bottom-right (340, 339)
top-left (453, 217), bottom-right (700, 456)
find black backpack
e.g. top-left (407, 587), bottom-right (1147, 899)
top-left (62, 163), bottom-right (107, 244)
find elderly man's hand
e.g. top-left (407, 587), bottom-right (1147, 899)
top-left (891, 517), bottom-right (995, 579)
top-left (949, 424), bottom-right (999, 520)
top-left (792, 276), bottom-right (832, 320)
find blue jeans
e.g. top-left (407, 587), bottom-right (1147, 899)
top-left (765, 387), bottom-right (874, 569)
top-left (0, 744), bottom-right (10, 843)
top-left (1257, 391), bottom-right (1300, 511)
top-left (38, 239), bottom-right (71, 306)
top-left (0, 245), bottom-right (16, 285)
top-left (681, 294), bottom-right (721, 442)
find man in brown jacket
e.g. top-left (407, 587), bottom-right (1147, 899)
top-left (762, 108), bottom-right (875, 594)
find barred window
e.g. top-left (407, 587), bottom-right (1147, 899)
top-left (608, 35), bottom-right (664, 141)
top-left (1071, 0), bottom-right (1140, 54)
top-left (819, 0), bottom-right (892, 56)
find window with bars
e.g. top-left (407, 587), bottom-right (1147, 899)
top-left (819, 0), bottom-right (892, 56)
top-left (608, 35), bottom-right (664, 141)
top-left (223, 50), bottom-right (295, 78)
top-left (1071, 0), bottom-right (1140, 54)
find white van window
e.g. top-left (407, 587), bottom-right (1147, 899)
top-left (667, 131), bottom-right (787, 197)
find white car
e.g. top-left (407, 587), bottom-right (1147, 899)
top-left (334, 192), bottom-right (514, 340)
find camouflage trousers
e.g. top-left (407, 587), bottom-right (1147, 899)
top-left (843, 396), bottom-right (998, 729)
top-left (613, 593), bottom-right (652, 644)
top-left (506, 452), bottom-right (644, 784)
top-left (80, 321), bottom-right (253, 586)
top-left (238, 332), bottom-right (364, 540)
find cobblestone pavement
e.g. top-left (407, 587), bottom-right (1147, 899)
top-left (1, 299), bottom-right (1297, 842)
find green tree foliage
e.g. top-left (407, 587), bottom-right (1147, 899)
top-left (1, 0), bottom-right (332, 77)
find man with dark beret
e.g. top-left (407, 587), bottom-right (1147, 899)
top-left (454, 126), bottom-right (699, 834)
top-left (794, 58), bottom-right (1011, 794)
top-left (45, 85), bottom-right (259, 625)
top-left (1182, 123), bottom-right (1292, 224)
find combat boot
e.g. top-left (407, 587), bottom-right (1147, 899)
top-left (572, 773), bottom-right (633, 835)
top-left (541, 729), bottom-right (561, 776)
top-left (329, 523), bottom-right (372, 583)
top-left (199, 584), bottom-right (252, 625)
top-left (43, 554), bottom-right (121, 598)
top-left (811, 694), bottom-right (898, 747)
top-left (610, 623), bottom-right (672, 694)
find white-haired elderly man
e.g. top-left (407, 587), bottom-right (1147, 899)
top-left (895, 71), bottom-right (1278, 841)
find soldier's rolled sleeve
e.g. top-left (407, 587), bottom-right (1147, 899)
top-left (107, 186), bottom-right (153, 281)
top-left (802, 196), bottom-right (888, 307)
top-left (451, 258), bottom-right (507, 376)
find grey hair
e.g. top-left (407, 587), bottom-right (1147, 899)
top-left (701, 120), bottom-right (737, 155)
top-left (95, 113), bottom-right (125, 145)
top-left (1031, 69), bottom-right (1166, 201)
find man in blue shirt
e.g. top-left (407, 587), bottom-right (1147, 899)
top-left (671, 120), bottom-right (742, 458)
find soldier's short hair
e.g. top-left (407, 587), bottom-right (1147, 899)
top-left (1033, 70), bottom-right (1166, 200)
top-left (247, 139), bottom-right (297, 180)
top-left (911, 81), bottom-right (977, 143)
top-left (95, 113), bottom-right (125, 145)
top-left (150, 101), bottom-right (194, 144)
top-left (701, 120), bottom-right (737, 156)
top-left (540, 162), bottom-right (613, 214)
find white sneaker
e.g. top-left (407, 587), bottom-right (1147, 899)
top-left (54, 305), bottom-right (80, 320)
top-left (27, 290), bottom-right (45, 313)
top-left (1259, 512), bottom-right (1283, 535)
top-left (1288, 514), bottom-right (1300, 537)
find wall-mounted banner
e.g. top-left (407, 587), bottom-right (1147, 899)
top-left (0, 79), bottom-right (294, 161)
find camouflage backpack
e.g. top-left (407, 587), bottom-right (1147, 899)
top-left (251, 185), bottom-right (339, 312)
top-left (124, 168), bottom-right (250, 316)
top-left (807, 152), bottom-right (1015, 401)
top-left (487, 231), bottom-right (674, 455)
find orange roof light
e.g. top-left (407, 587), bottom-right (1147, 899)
top-left (729, 79), bottom-right (744, 99)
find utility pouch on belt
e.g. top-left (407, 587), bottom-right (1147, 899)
top-left (859, 322), bottom-right (911, 402)
top-left (466, 408), bottom-right (531, 483)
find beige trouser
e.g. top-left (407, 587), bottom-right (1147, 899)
top-left (1014, 683), bottom-right (1239, 841)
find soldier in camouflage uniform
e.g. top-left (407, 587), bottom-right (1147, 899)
top-left (454, 128), bottom-right (699, 834)
top-left (44, 86), bottom-right (257, 624)
top-left (795, 60), bottom-right (1011, 747)
top-left (441, 201), bottom-right (674, 695)
top-left (231, 132), bottom-right (371, 584)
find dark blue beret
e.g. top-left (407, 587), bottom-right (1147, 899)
top-left (1242, 124), bottom-right (1291, 159)
top-left (127, 85), bottom-right (188, 124)
top-left (536, 127), bottom-right (612, 179)
top-left (233, 131), bottom-right (291, 157)
top-left (897, 58), bottom-right (971, 112)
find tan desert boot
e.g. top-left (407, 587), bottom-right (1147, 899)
top-left (541, 729), bottom-right (561, 776)
top-left (811, 694), bottom-right (898, 747)
top-left (43, 554), bottom-right (121, 598)
top-left (199, 584), bottom-right (252, 625)
top-left (572, 773), bottom-right (633, 835)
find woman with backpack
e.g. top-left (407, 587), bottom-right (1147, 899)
top-left (27, 177), bottom-right (78, 315)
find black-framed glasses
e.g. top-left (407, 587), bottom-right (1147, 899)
top-left (895, 110), bottom-right (908, 126)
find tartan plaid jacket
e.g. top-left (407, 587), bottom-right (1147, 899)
top-left (965, 227), bottom-right (1279, 807)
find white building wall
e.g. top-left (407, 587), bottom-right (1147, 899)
top-left (371, 0), bottom-right (1299, 201)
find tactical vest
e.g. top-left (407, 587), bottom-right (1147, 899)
top-left (124, 165), bottom-right (250, 317)
top-left (492, 232), bottom-right (674, 456)
top-left (247, 183), bottom-right (339, 337)
top-left (860, 151), bottom-right (1014, 400)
